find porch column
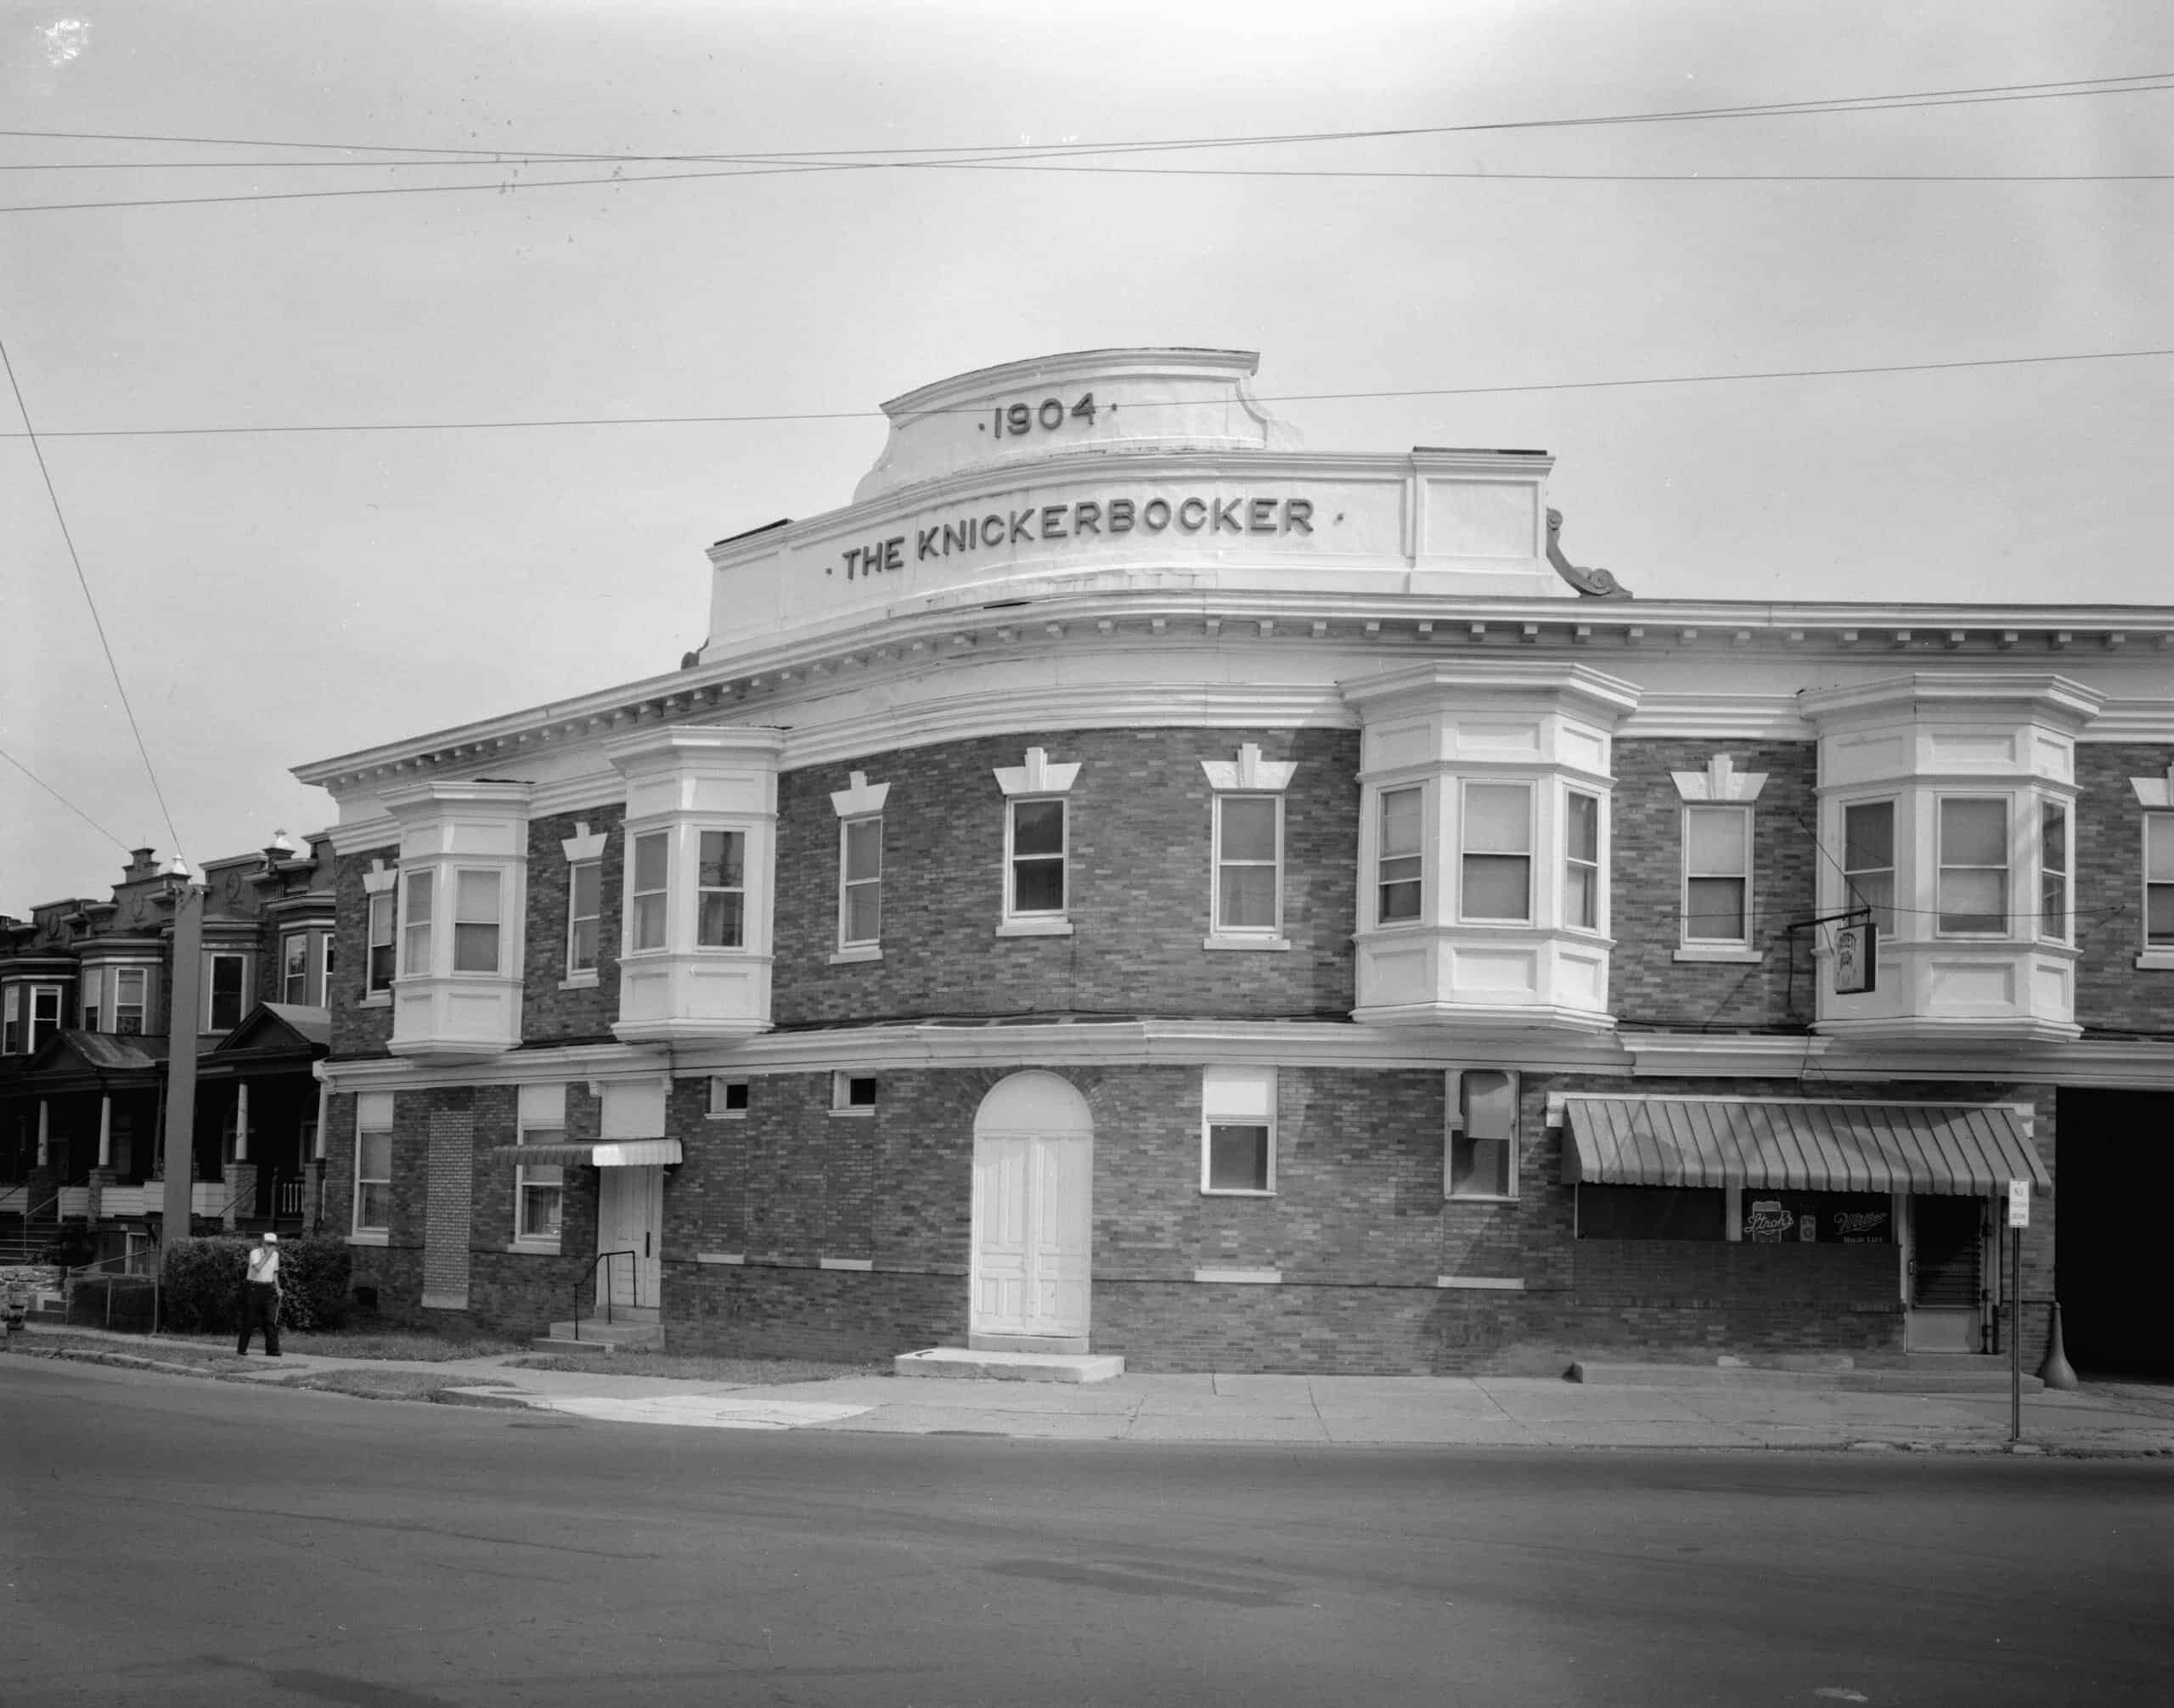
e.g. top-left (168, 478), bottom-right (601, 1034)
top-left (97, 1096), bottom-right (112, 1169)
top-left (234, 1081), bottom-right (250, 1162)
top-left (36, 1100), bottom-right (48, 1168)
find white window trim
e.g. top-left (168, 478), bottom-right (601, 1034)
top-left (2141, 809), bottom-right (2174, 969)
top-left (694, 828), bottom-right (750, 951)
top-left (1458, 778), bottom-right (1536, 927)
top-left (563, 855), bottom-right (602, 989)
top-left (400, 868), bottom-right (435, 979)
top-left (352, 1093), bottom-right (393, 1238)
top-left (207, 950), bottom-right (254, 1028)
top-left (1201, 1066), bottom-right (1276, 1196)
top-left (1839, 795), bottom-right (1899, 938)
top-left (994, 749), bottom-right (1079, 936)
top-left (626, 828), bottom-right (670, 955)
top-left (450, 867), bottom-right (507, 975)
top-left (2037, 798), bottom-right (2071, 946)
top-left (999, 797), bottom-right (1073, 935)
top-left (831, 1070), bottom-right (877, 1117)
top-left (834, 812), bottom-right (885, 962)
top-left (110, 965), bottom-right (150, 1034)
top-left (1206, 791), bottom-right (1289, 950)
top-left (1934, 792), bottom-right (2013, 939)
top-left (706, 1077), bottom-right (750, 1120)
top-left (280, 929), bottom-right (314, 1006)
top-left (1446, 1068), bottom-right (1520, 1203)
top-left (1563, 786), bottom-right (1604, 938)
top-left (362, 860), bottom-right (397, 1006)
top-left (79, 966), bottom-right (102, 1034)
top-left (21, 984), bottom-right (63, 1054)
top-left (1681, 802), bottom-right (1754, 949)
top-left (1374, 781), bottom-right (1427, 929)
top-left (513, 1081), bottom-right (567, 1254)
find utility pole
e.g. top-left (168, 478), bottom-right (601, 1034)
top-left (161, 877), bottom-right (205, 1237)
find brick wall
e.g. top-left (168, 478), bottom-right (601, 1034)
top-left (2072, 744), bottom-right (2174, 1034)
top-left (329, 843), bottom-right (397, 1058)
top-left (769, 726), bottom-right (1360, 1027)
top-left (1608, 740), bottom-right (1819, 1032)
top-left (520, 806), bottom-right (625, 1045)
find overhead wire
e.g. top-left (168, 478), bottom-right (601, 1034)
top-left (0, 744), bottom-right (133, 856)
top-left (0, 332), bottom-right (188, 870)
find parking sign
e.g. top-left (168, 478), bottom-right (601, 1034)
top-left (2008, 1179), bottom-right (2030, 1229)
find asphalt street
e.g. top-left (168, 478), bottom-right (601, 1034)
top-left (5, 1360), bottom-right (2171, 1708)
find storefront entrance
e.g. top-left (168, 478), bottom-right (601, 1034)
top-left (596, 1164), bottom-right (662, 1311)
top-left (969, 1072), bottom-right (1092, 1352)
top-left (1906, 1194), bottom-right (1986, 1351)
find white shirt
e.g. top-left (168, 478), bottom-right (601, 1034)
top-left (247, 1245), bottom-right (281, 1284)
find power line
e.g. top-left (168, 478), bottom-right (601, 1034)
top-left (3, 73), bottom-right (2169, 215)
top-left (2, 345), bottom-right (2166, 442)
top-left (0, 331), bottom-right (187, 870)
top-left (3, 70), bottom-right (2167, 166)
top-left (0, 743), bottom-right (132, 855)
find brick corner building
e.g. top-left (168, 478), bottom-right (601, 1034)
top-left (295, 348), bottom-right (2174, 1374)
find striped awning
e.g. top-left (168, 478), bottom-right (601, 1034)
top-left (1560, 1096), bottom-right (2046, 1197)
top-left (488, 1140), bottom-right (683, 1168)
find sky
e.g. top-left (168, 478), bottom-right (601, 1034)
top-left (3, 0), bottom-right (2171, 916)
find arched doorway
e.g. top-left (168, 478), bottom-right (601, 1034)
top-left (970, 1071), bottom-right (1093, 1352)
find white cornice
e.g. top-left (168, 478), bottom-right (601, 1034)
top-left (1621, 1034), bottom-right (1835, 1078)
top-left (321, 1042), bottom-right (668, 1095)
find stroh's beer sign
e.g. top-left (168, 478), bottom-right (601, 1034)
top-left (831, 491), bottom-right (1318, 581)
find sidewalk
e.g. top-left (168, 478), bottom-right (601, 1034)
top-left (14, 1325), bottom-right (2174, 1453)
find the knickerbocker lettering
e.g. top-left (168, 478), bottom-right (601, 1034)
top-left (839, 493), bottom-right (1319, 577)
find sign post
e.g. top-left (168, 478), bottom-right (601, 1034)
top-left (2007, 1180), bottom-right (2030, 1443)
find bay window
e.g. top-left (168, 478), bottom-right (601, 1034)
top-left (2039, 802), bottom-right (2070, 944)
top-left (452, 871), bottom-right (502, 972)
top-left (630, 831), bottom-right (668, 950)
top-left (382, 779), bottom-right (531, 1057)
top-left (401, 871), bottom-right (433, 975)
top-left (111, 967), bottom-right (147, 1034)
top-left (367, 891), bottom-right (397, 994)
top-left (1564, 791), bottom-right (1601, 932)
top-left (1937, 798), bottom-right (2008, 934)
top-left (697, 830), bottom-right (746, 948)
top-left (79, 967), bottom-right (103, 1033)
top-left (1843, 801), bottom-right (1895, 933)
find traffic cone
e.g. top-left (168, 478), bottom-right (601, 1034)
top-left (2036, 1300), bottom-right (2078, 1390)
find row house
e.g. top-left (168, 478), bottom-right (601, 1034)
top-left (0, 836), bottom-right (334, 1265)
top-left (296, 349), bottom-right (2174, 1374)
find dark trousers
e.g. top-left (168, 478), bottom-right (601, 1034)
top-left (238, 1282), bottom-right (280, 1355)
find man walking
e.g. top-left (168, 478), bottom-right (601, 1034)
top-left (237, 1231), bottom-right (282, 1356)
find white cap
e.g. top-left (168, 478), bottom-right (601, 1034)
top-left (262, 1232), bottom-right (278, 1243)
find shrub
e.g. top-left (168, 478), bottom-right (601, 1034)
top-left (158, 1236), bottom-right (352, 1334)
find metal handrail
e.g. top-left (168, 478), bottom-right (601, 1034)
top-left (571, 1249), bottom-right (639, 1340)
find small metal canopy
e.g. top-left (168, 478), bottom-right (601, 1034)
top-left (487, 1139), bottom-right (683, 1168)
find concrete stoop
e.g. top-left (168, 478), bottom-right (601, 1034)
top-left (535, 1308), bottom-right (662, 1355)
top-left (1569, 1356), bottom-right (2043, 1395)
top-left (896, 1346), bottom-right (1124, 1384)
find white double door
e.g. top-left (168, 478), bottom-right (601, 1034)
top-left (596, 1165), bottom-right (663, 1311)
top-left (972, 1127), bottom-right (1092, 1342)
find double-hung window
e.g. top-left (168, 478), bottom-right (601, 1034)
top-left (515, 1084), bottom-right (565, 1246)
top-left (401, 871), bottom-right (434, 975)
top-left (453, 871), bottom-right (503, 972)
top-left (1377, 786), bottom-right (1423, 923)
top-left (1202, 1066), bottom-right (1275, 1195)
top-left (1461, 782), bottom-right (1533, 922)
top-left (697, 831), bottom-right (746, 948)
top-left (2039, 802), bottom-right (2070, 944)
top-left (281, 932), bottom-right (313, 1004)
top-left (1214, 795), bottom-right (1281, 936)
top-left (110, 967), bottom-right (147, 1034)
top-left (629, 832), bottom-right (668, 951)
top-left (839, 816), bottom-right (881, 950)
top-left (23, 985), bottom-right (60, 1053)
top-left (2147, 815), bottom-right (2174, 949)
top-left (1007, 800), bottom-right (1067, 919)
top-left (79, 968), bottom-right (103, 1034)
top-left (1937, 797), bottom-right (2008, 934)
top-left (1449, 1068), bottom-right (1518, 1200)
top-left (1564, 791), bottom-right (1601, 931)
top-left (1683, 805), bottom-right (1751, 944)
top-left (209, 953), bottom-right (248, 1030)
top-left (566, 858), bottom-right (601, 976)
top-left (1842, 801), bottom-right (1895, 933)
top-left (366, 892), bottom-right (397, 994)
top-left (353, 1092), bottom-right (394, 1234)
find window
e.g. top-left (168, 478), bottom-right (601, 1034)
top-left (5, 988), bottom-right (18, 1054)
top-left (210, 953), bottom-right (248, 1029)
top-left (1214, 796), bottom-right (1281, 935)
top-left (707, 1078), bottom-right (750, 1118)
top-left (1377, 786), bottom-right (1422, 923)
top-left (111, 967), bottom-right (147, 1034)
top-left (1201, 1066), bottom-right (1275, 1194)
top-left (281, 932), bottom-right (312, 1004)
top-left (79, 968), bottom-right (102, 1034)
top-left (1842, 801), bottom-right (1895, 933)
top-left (366, 893), bottom-right (397, 994)
top-left (1006, 799), bottom-right (1066, 918)
top-left (516, 1139), bottom-right (564, 1241)
top-left (566, 858), bottom-right (600, 975)
top-left (2040, 802), bottom-right (2070, 944)
top-left (25, 985), bottom-right (60, 1054)
top-left (453, 870), bottom-right (502, 972)
top-left (697, 831), bottom-right (746, 948)
top-left (839, 816), bottom-right (881, 949)
top-left (831, 1072), bottom-right (877, 1113)
top-left (1449, 1068), bottom-right (1518, 1199)
top-left (2149, 815), bottom-right (2174, 948)
top-left (353, 1093), bottom-right (393, 1233)
top-left (1937, 797), bottom-right (2008, 934)
top-left (401, 871), bottom-right (434, 975)
top-left (1564, 790), bottom-right (1601, 931)
top-left (1683, 805), bottom-right (1751, 944)
top-left (629, 831), bottom-right (667, 951)
top-left (1461, 783), bottom-right (1533, 922)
